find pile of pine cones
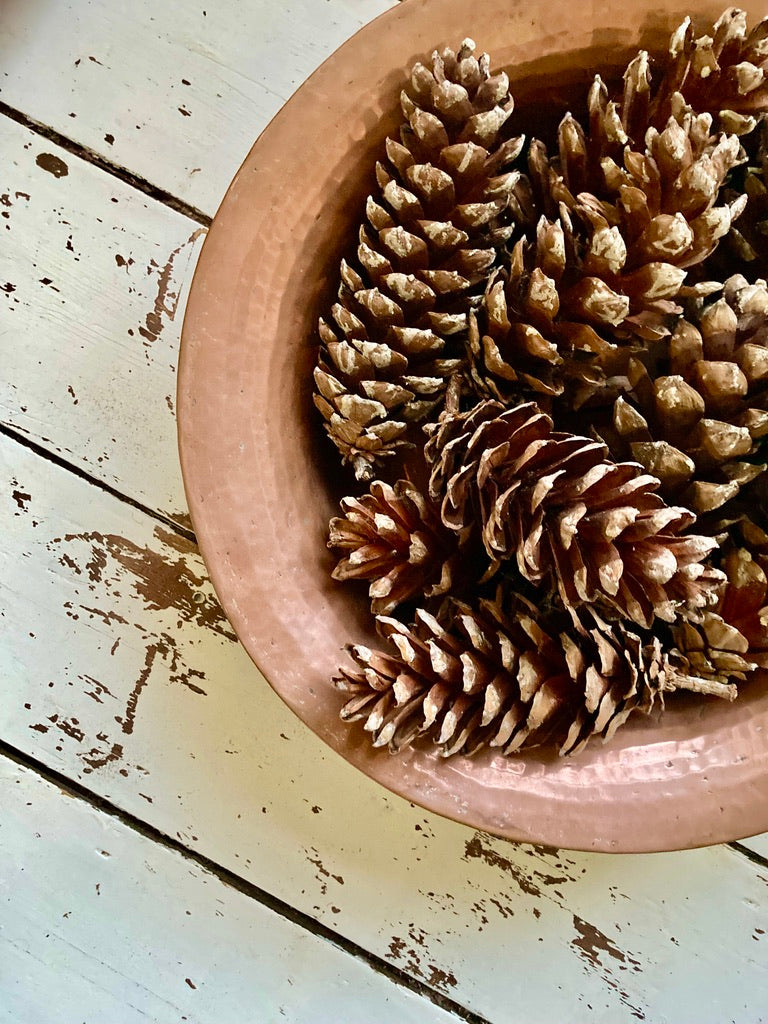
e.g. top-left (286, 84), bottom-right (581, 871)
top-left (314, 9), bottom-right (768, 759)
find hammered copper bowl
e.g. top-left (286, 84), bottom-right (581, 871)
top-left (178, 0), bottom-right (768, 852)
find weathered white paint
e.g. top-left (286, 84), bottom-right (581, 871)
top-left (3, 0), bottom-right (768, 1020)
top-left (0, 755), bottom-right (461, 1024)
top-left (4, 433), bottom-right (768, 1023)
top-left (0, 117), bottom-right (201, 529)
top-left (0, 0), bottom-right (396, 216)
top-left (741, 833), bottom-right (768, 859)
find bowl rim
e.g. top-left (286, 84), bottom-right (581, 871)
top-left (178, 0), bottom-right (768, 852)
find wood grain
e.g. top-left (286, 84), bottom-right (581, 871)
top-left (0, 0), bottom-right (396, 217)
top-left (4, 431), bottom-right (768, 1023)
top-left (0, 755), bottom-right (462, 1024)
top-left (0, 116), bottom-right (202, 529)
top-left (3, 2), bottom-right (768, 1019)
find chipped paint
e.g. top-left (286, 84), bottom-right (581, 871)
top-left (50, 528), bottom-right (234, 640)
top-left (137, 228), bottom-right (205, 346)
top-left (35, 153), bottom-right (69, 178)
top-left (571, 914), bottom-right (642, 973)
top-left (35, 526), bottom-right (221, 774)
top-left (464, 834), bottom-right (544, 898)
top-left (386, 926), bottom-right (458, 994)
top-left (305, 847), bottom-right (344, 897)
top-left (12, 488), bottom-right (31, 512)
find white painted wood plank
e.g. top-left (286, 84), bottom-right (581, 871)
top-left (0, 116), bottom-right (200, 529)
top-left (4, 432), bottom-right (768, 1024)
top-left (0, 0), bottom-right (396, 217)
top-left (0, 756), bottom-right (460, 1024)
top-left (740, 833), bottom-right (768, 860)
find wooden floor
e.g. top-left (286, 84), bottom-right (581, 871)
top-left (2, 2), bottom-right (768, 1021)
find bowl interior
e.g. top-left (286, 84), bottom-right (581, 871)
top-left (179, 0), bottom-right (768, 851)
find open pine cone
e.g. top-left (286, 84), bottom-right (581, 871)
top-left (335, 593), bottom-right (733, 758)
top-left (672, 544), bottom-right (768, 683)
top-left (605, 274), bottom-right (768, 512)
top-left (328, 478), bottom-right (467, 614)
top-left (643, 9), bottom-right (768, 134)
top-left (316, 18), bottom-right (768, 762)
top-left (425, 398), bottom-right (723, 628)
top-left (314, 38), bottom-right (531, 479)
top-left (464, 101), bottom-right (747, 409)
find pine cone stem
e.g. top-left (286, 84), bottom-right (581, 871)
top-left (663, 672), bottom-right (738, 699)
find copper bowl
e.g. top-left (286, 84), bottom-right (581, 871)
top-left (178, 0), bottom-right (768, 852)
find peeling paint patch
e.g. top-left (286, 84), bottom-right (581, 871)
top-left (12, 489), bottom-right (31, 513)
top-left (36, 153), bottom-right (69, 178)
top-left (50, 529), bottom-right (234, 640)
top-left (464, 834), bottom-right (543, 898)
top-left (571, 915), bottom-right (641, 973)
top-left (137, 228), bottom-right (205, 346)
top-left (45, 530), bottom-right (215, 774)
top-left (386, 927), bottom-right (458, 994)
top-left (571, 915), bottom-right (646, 1020)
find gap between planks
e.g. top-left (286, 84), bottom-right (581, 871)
top-left (0, 99), bottom-right (205, 544)
top-left (0, 99), bottom-right (212, 227)
top-left (730, 840), bottom-right (768, 870)
top-left (6, 51), bottom-right (768, 982)
top-left (0, 739), bottom-right (492, 1024)
top-left (0, 422), bottom-right (196, 544)
top-left (5, 422), bottom-right (768, 879)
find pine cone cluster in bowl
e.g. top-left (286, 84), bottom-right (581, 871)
top-left (314, 11), bottom-right (768, 760)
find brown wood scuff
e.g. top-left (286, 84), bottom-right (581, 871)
top-left (39, 525), bottom-right (234, 774)
top-left (386, 927), bottom-right (458, 994)
top-left (138, 228), bottom-right (205, 346)
top-left (463, 834), bottom-right (648, 1018)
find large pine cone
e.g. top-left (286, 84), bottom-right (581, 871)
top-left (465, 106), bottom-right (746, 408)
top-left (712, 120), bottom-right (768, 276)
top-left (425, 399), bottom-right (724, 628)
top-left (578, 12), bottom-right (768, 185)
top-left (328, 478), bottom-right (465, 615)
top-left (606, 274), bottom-right (768, 513)
top-left (335, 594), bottom-right (733, 758)
top-left (314, 38), bottom-right (530, 479)
top-left (640, 9), bottom-right (768, 135)
top-left (672, 545), bottom-right (768, 683)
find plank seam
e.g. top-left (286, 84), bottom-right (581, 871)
top-left (0, 740), bottom-right (491, 1024)
top-left (0, 422), bottom-right (196, 544)
top-left (0, 100), bottom-right (212, 228)
top-left (729, 840), bottom-right (768, 870)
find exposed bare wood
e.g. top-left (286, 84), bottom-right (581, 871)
top-left (0, 0), bottom-right (396, 217)
top-left (0, 755), bottom-right (465, 1024)
top-left (0, 117), bottom-right (202, 531)
top-left (4, 431), bottom-right (768, 1022)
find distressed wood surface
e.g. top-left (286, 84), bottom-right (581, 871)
top-left (4, 433), bottom-right (768, 1023)
top-left (0, 116), bottom-right (201, 530)
top-left (3, 0), bottom-right (768, 1021)
top-left (742, 833), bottom-right (768, 859)
top-left (0, 755), bottom-right (462, 1024)
top-left (0, 0), bottom-right (395, 217)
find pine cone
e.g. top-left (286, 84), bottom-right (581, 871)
top-left (314, 38), bottom-right (531, 479)
top-left (709, 119), bottom-right (768, 276)
top-left (464, 106), bottom-right (746, 408)
top-left (334, 595), bottom-right (733, 758)
top-left (606, 274), bottom-right (768, 513)
top-left (671, 546), bottom-right (768, 683)
top-left (425, 399), bottom-right (724, 628)
top-left (644, 9), bottom-right (768, 134)
top-left (328, 478), bottom-right (465, 614)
